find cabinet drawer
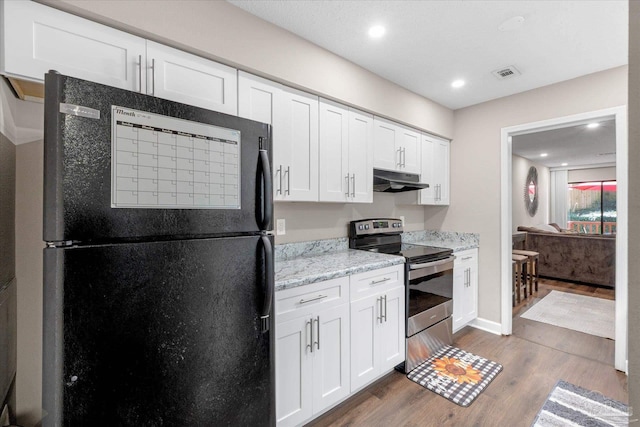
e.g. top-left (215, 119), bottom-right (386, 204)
top-left (349, 265), bottom-right (403, 301)
top-left (454, 249), bottom-right (477, 268)
top-left (276, 276), bottom-right (348, 323)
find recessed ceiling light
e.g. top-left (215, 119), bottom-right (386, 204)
top-left (451, 79), bottom-right (465, 88)
top-left (587, 122), bottom-right (600, 129)
top-left (368, 25), bottom-right (386, 38)
top-left (540, 153), bottom-right (548, 157)
top-left (561, 162), bottom-right (568, 166)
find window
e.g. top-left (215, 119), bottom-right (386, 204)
top-left (567, 181), bottom-right (616, 234)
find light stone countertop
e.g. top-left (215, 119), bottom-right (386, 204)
top-left (410, 239), bottom-right (479, 252)
top-left (275, 249), bottom-right (404, 292)
top-left (404, 230), bottom-right (479, 252)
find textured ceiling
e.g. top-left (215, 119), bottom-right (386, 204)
top-left (228, 0), bottom-right (628, 110)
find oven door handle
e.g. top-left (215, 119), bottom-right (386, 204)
top-left (409, 256), bottom-right (456, 270)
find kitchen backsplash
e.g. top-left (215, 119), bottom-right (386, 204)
top-left (275, 237), bottom-right (349, 261)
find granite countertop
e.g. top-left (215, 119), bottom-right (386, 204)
top-left (275, 250), bottom-right (404, 292)
top-left (403, 230), bottom-right (479, 252)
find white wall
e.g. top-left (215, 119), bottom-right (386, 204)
top-left (568, 166), bottom-right (616, 182)
top-left (424, 66), bottom-right (628, 324)
top-left (511, 155), bottom-right (549, 232)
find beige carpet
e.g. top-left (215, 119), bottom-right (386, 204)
top-left (520, 290), bottom-right (615, 339)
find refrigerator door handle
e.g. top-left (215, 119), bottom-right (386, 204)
top-left (260, 235), bottom-right (274, 333)
top-left (258, 139), bottom-right (273, 229)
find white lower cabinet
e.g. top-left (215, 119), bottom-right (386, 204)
top-left (349, 265), bottom-right (405, 391)
top-left (452, 248), bottom-right (478, 333)
top-left (275, 264), bottom-right (405, 426)
top-left (275, 277), bottom-right (350, 427)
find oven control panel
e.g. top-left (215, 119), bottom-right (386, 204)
top-left (349, 218), bottom-right (404, 236)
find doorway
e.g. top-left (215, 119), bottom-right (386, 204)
top-left (500, 106), bottom-right (628, 372)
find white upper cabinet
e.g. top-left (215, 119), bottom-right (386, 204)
top-left (420, 133), bottom-right (450, 205)
top-left (319, 99), bottom-right (372, 203)
top-left (238, 72), bottom-right (319, 202)
top-left (146, 41), bottom-right (237, 114)
top-left (1, 0), bottom-right (145, 91)
top-left (2, 1), bottom-right (238, 114)
top-left (275, 86), bottom-right (319, 202)
top-left (373, 117), bottom-right (420, 174)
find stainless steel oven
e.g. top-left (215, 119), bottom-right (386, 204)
top-left (349, 218), bottom-right (454, 374)
top-left (405, 255), bottom-right (454, 373)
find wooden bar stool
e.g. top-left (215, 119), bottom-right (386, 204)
top-left (512, 254), bottom-right (528, 303)
top-left (512, 249), bottom-right (539, 295)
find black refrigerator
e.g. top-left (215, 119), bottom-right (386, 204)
top-left (42, 72), bottom-right (274, 426)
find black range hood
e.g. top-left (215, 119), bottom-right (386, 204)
top-left (373, 169), bottom-right (429, 193)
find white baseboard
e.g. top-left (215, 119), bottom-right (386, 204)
top-left (470, 317), bottom-right (502, 335)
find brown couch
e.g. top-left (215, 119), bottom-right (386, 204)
top-left (517, 226), bottom-right (615, 287)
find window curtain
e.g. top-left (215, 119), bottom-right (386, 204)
top-left (550, 170), bottom-right (568, 229)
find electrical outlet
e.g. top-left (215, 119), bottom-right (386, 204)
top-left (276, 219), bottom-right (286, 235)
top-left (400, 216), bottom-right (405, 226)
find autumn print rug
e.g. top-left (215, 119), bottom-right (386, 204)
top-left (406, 345), bottom-right (503, 407)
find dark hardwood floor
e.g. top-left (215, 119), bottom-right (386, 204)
top-left (308, 278), bottom-right (626, 427)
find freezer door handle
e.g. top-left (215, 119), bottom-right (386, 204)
top-left (258, 139), bottom-right (273, 229)
top-left (260, 235), bottom-right (274, 333)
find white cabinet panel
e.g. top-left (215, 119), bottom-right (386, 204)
top-left (319, 100), bottom-right (349, 202)
top-left (276, 87), bottom-right (319, 201)
top-left (319, 100), bottom-right (373, 203)
top-left (275, 316), bottom-right (313, 427)
top-left (348, 109), bottom-right (374, 203)
top-left (349, 264), bottom-right (405, 393)
top-left (275, 277), bottom-right (349, 426)
top-left (373, 117), bottom-right (421, 174)
top-left (238, 71), bottom-right (278, 125)
top-left (147, 41), bottom-right (237, 114)
top-left (2, 0), bottom-right (145, 90)
top-left (452, 248), bottom-right (478, 333)
top-left (420, 134), bottom-right (450, 205)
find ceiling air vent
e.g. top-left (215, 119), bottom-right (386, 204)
top-left (491, 65), bottom-right (521, 80)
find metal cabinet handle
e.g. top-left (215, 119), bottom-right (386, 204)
top-left (370, 277), bottom-right (391, 285)
top-left (462, 256), bottom-right (473, 261)
top-left (376, 297), bottom-right (382, 323)
top-left (276, 166), bottom-right (282, 195)
top-left (402, 147), bottom-right (406, 167)
top-left (151, 58), bottom-right (156, 96)
top-left (345, 174), bottom-right (350, 196)
top-left (285, 166), bottom-right (291, 195)
top-left (137, 54), bottom-right (143, 93)
top-left (306, 319), bottom-right (312, 353)
top-left (383, 294), bottom-right (388, 322)
top-left (314, 316), bottom-right (320, 350)
top-left (397, 148), bottom-right (402, 167)
top-left (351, 174), bottom-right (355, 197)
top-left (299, 294), bottom-right (327, 304)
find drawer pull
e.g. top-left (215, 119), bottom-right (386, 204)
top-left (461, 256), bottom-right (473, 261)
top-left (299, 294), bottom-right (328, 304)
top-left (370, 277), bottom-right (391, 285)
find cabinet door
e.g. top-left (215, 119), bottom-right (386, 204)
top-left (350, 295), bottom-right (379, 392)
top-left (434, 139), bottom-right (450, 205)
top-left (419, 135), bottom-right (436, 205)
top-left (276, 316), bottom-right (313, 427)
top-left (2, 0), bottom-right (145, 91)
top-left (378, 286), bottom-right (406, 371)
top-left (452, 249), bottom-right (477, 333)
top-left (312, 303), bottom-right (350, 413)
top-left (238, 72), bottom-right (278, 125)
top-left (373, 117), bottom-right (399, 172)
top-left (276, 87), bottom-right (319, 201)
top-left (348, 109), bottom-right (374, 203)
top-left (146, 41), bottom-right (237, 115)
top-left (398, 126), bottom-right (421, 174)
top-left (319, 99), bottom-right (349, 202)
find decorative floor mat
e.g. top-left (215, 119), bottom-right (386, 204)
top-left (531, 380), bottom-right (628, 427)
top-left (406, 345), bottom-right (503, 407)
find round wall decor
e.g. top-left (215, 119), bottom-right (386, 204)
top-left (524, 166), bottom-right (538, 217)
